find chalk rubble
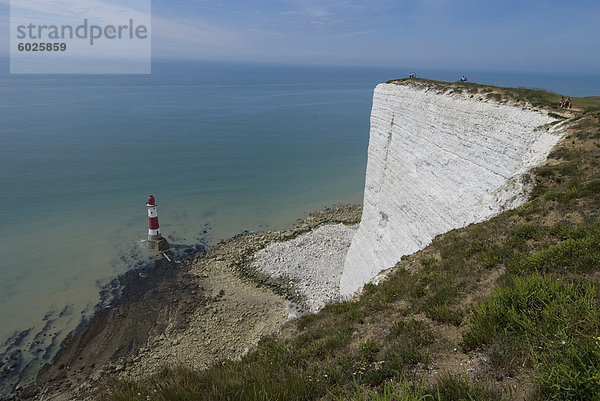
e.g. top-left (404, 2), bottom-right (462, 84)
top-left (251, 223), bottom-right (356, 313)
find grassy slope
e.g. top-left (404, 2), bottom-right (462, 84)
top-left (101, 82), bottom-right (600, 401)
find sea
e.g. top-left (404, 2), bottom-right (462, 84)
top-left (1, 60), bottom-right (599, 393)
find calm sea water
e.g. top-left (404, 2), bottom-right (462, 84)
top-left (1, 61), bottom-right (599, 391)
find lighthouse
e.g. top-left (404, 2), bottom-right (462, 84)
top-left (146, 194), bottom-right (169, 251)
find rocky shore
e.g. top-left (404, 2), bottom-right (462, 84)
top-left (12, 205), bottom-right (361, 401)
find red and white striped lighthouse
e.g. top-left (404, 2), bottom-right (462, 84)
top-left (146, 194), bottom-right (169, 251)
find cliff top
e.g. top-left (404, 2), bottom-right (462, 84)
top-left (386, 77), bottom-right (600, 116)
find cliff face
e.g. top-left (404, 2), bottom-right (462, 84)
top-left (340, 82), bottom-right (565, 297)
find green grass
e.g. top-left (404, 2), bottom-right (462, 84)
top-left (340, 375), bottom-right (505, 401)
top-left (463, 274), bottom-right (600, 400)
top-left (424, 304), bottom-right (463, 326)
top-left (506, 224), bottom-right (600, 275)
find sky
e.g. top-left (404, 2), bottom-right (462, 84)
top-left (1, 0), bottom-right (599, 73)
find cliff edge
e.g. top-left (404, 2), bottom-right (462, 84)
top-left (341, 80), bottom-right (568, 296)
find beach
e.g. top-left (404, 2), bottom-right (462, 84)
top-left (15, 205), bottom-right (361, 400)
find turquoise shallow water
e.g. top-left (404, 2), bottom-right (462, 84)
top-left (1, 62), bottom-right (599, 391)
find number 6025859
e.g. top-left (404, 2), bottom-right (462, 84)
top-left (18, 43), bottom-right (67, 52)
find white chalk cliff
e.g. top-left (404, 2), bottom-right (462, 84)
top-left (340, 81), bottom-right (566, 297)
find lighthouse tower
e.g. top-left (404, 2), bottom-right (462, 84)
top-left (146, 194), bottom-right (169, 251)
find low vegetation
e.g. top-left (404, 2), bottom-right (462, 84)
top-left (388, 77), bottom-right (600, 114)
top-left (100, 85), bottom-right (600, 400)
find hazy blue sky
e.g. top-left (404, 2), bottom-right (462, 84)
top-left (3, 0), bottom-right (599, 73)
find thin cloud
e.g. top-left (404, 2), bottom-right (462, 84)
top-left (152, 15), bottom-right (244, 47)
top-left (246, 27), bottom-right (290, 38)
top-left (334, 29), bottom-right (379, 38)
top-left (10, 0), bottom-right (150, 24)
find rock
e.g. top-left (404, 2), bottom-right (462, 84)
top-left (251, 224), bottom-right (354, 313)
top-left (340, 81), bottom-right (567, 296)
